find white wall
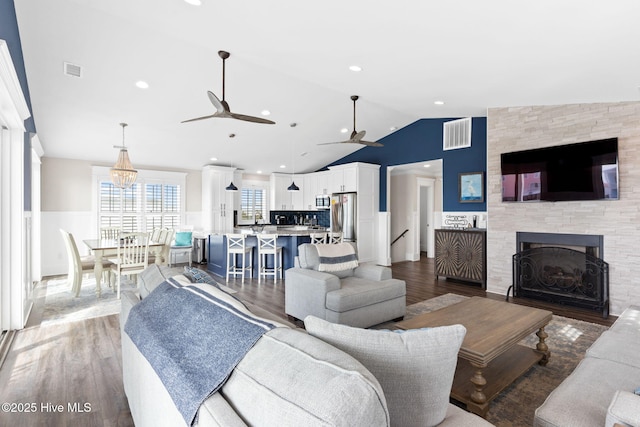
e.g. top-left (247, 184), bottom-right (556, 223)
top-left (486, 101), bottom-right (640, 316)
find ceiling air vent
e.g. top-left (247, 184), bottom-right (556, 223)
top-left (63, 62), bottom-right (83, 78)
top-left (443, 117), bottom-right (472, 151)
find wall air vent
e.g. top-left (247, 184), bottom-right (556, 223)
top-left (443, 117), bottom-right (472, 151)
top-left (63, 62), bottom-right (83, 78)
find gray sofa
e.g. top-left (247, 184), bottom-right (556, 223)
top-left (121, 264), bottom-right (494, 427)
top-left (534, 305), bottom-right (640, 427)
top-left (285, 243), bottom-right (406, 328)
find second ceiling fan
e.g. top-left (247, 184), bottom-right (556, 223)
top-left (318, 95), bottom-right (383, 147)
top-left (181, 50), bottom-right (275, 125)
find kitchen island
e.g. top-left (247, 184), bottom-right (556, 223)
top-left (206, 227), bottom-right (328, 279)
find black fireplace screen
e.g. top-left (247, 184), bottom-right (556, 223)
top-left (511, 246), bottom-right (609, 317)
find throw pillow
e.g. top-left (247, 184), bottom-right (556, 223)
top-left (183, 266), bottom-right (220, 289)
top-left (174, 231), bottom-right (192, 246)
top-left (304, 315), bottom-right (466, 427)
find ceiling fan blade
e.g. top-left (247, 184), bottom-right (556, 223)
top-left (351, 130), bottom-right (366, 141)
top-left (228, 112), bottom-right (276, 124)
top-left (359, 140), bottom-right (384, 147)
top-left (180, 114), bottom-right (219, 123)
top-left (317, 141), bottom-right (347, 146)
top-left (207, 91), bottom-right (226, 113)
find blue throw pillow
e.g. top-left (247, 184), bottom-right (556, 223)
top-left (175, 231), bottom-right (192, 246)
top-left (183, 266), bottom-right (220, 289)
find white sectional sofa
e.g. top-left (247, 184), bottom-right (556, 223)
top-left (534, 305), bottom-right (640, 427)
top-left (120, 265), bottom-right (494, 427)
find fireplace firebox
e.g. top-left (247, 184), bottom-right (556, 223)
top-left (507, 232), bottom-right (609, 318)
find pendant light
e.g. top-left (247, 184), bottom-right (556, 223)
top-left (287, 123), bottom-right (300, 192)
top-left (110, 123), bottom-right (138, 188)
top-left (225, 134), bottom-right (238, 192)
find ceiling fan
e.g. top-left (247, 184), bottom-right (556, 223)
top-left (318, 95), bottom-right (383, 147)
top-left (181, 50), bottom-right (275, 125)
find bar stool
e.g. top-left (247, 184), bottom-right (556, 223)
top-left (310, 232), bottom-right (327, 244)
top-left (226, 233), bottom-right (254, 283)
top-left (257, 234), bottom-right (283, 283)
top-left (329, 232), bottom-right (343, 244)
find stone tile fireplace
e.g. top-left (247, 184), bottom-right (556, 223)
top-left (509, 232), bottom-right (609, 317)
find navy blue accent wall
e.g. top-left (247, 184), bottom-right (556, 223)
top-left (325, 117), bottom-right (487, 212)
top-left (1, 1), bottom-right (36, 211)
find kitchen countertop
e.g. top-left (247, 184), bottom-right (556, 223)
top-left (235, 226), bottom-right (329, 236)
top-left (206, 226), bottom-right (330, 237)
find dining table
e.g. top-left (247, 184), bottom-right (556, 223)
top-left (83, 238), bottom-right (166, 297)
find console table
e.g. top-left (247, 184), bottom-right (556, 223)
top-left (434, 228), bottom-right (487, 287)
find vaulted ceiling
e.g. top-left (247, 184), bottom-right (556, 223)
top-left (14, 0), bottom-right (640, 174)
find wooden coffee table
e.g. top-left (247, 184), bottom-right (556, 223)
top-left (396, 296), bottom-right (552, 417)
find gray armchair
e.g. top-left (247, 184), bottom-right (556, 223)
top-left (285, 243), bottom-right (406, 328)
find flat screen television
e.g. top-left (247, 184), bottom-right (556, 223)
top-left (501, 138), bottom-right (619, 202)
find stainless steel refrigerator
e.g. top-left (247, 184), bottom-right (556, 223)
top-left (330, 193), bottom-right (357, 242)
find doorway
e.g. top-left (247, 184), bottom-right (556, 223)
top-left (388, 160), bottom-right (442, 263)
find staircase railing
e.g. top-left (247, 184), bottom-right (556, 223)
top-left (391, 229), bottom-right (409, 246)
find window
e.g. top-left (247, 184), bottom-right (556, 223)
top-left (94, 167), bottom-right (186, 234)
top-left (144, 183), bottom-right (181, 232)
top-left (240, 187), bottom-right (267, 224)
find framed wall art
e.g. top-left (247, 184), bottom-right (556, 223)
top-left (459, 172), bottom-right (484, 203)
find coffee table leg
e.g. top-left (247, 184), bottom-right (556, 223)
top-left (468, 362), bottom-right (489, 416)
top-left (536, 326), bottom-right (551, 366)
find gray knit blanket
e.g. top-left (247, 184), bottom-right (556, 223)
top-left (124, 277), bottom-right (275, 425)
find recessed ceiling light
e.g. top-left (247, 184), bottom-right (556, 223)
top-left (280, 164), bottom-right (286, 169)
top-left (256, 170), bottom-right (262, 174)
top-left (423, 164), bottom-right (431, 168)
top-left (135, 81), bottom-right (149, 89)
top-left (349, 65), bottom-right (362, 72)
top-left (434, 100), bottom-right (445, 105)
top-left (390, 126), bottom-right (397, 131)
top-left (340, 128), bottom-right (349, 133)
top-left (210, 157), bottom-right (218, 161)
top-left (261, 110), bottom-right (271, 116)
top-left (184, 0), bottom-right (202, 5)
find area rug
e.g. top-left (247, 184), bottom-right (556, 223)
top-left (401, 294), bottom-right (609, 427)
top-left (40, 275), bottom-right (137, 326)
top-left (41, 268), bottom-right (236, 326)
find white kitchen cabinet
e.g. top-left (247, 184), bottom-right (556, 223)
top-left (316, 170), bottom-right (330, 195)
top-left (328, 164), bottom-right (358, 193)
top-left (303, 174), bottom-right (317, 210)
top-left (202, 165), bottom-right (240, 233)
top-left (270, 173), bottom-right (304, 210)
top-left (327, 163), bottom-right (380, 262)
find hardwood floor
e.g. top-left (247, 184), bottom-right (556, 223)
top-left (0, 254), bottom-right (614, 426)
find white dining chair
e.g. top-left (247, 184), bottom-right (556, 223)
top-left (109, 232), bottom-right (150, 299)
top-left (150, 227), bottom-right (162, 243)
top-left (60, 229), bottom-right (112, 297)
top-left (257, 234), bottom-right (283, 283)
top-left (226, 233), bottom-right (254, 283)
top-left (329, 232), bottom-right (343, 244)
top-left (100, 226), bottom-right (121, 240)
top-left (310, 232), bottom-right (327, 244)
